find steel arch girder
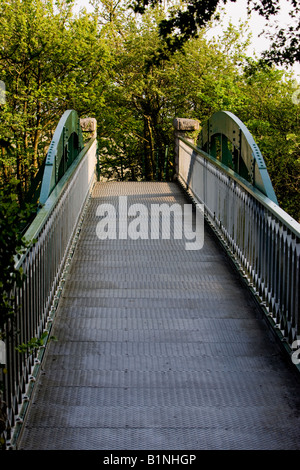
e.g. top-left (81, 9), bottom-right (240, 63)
top-left (39, 110), bottom-right (84, 205)
top-left (198, 110), bottom-right (278, 204)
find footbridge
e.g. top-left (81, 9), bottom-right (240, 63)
top-left (1, 110), bottom-right (300, 450)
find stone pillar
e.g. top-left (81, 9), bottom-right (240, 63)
top-left (173, 118), bottom-right (200, 178)
top-left (80, 117), bottom-right (97, 137)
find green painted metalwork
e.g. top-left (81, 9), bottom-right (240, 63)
top-left (23, 135), bottom-right (96, 245)
top-left (198, 111), bottom-right (278, 204)
top-left (39, 110), bottom-right (84, 205)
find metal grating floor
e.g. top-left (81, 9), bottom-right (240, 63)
top-left (18, 182), bottom-right (300, 450)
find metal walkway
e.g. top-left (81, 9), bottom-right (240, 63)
top-left (18, 182), bottom-right (300, 450)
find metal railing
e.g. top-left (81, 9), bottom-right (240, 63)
top-left (176, 136), bottom-right (300, 360)
top-left (2, 121), bottom-right (97, 448)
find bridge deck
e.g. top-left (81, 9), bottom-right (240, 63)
top-left (18, 182), bottom-right (300, 450)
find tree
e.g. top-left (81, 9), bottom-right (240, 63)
top-left (95, 2), bottom-right (250, 181)
top-left (131, 0), bottom-right (300, 66)
top-left (0, 0), bottom-right (109, 204)
top-left (93, 1), bottom-right (299, 219)
top-left (95, 4), bottom-right (176, 181)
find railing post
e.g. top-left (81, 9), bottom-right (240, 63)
top-left (173, 118), bottom-right (200, 179)
top-left (176, 128), bottom-right (300, 366)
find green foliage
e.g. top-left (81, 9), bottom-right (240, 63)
top-left (15, 331), bottom-right (57, 355)
top-left (0, 0), bottom-right (109, 204)
top-left (0, 0), bottom-right (299, 220)
top-left (95, 5), bottom-right (251, 182)
top-left (95, 4), bottom-right (176, 181)
top-left (132, 0), bottom-right (300, 66)
top-left (0, 183), bottom-right (33, 339)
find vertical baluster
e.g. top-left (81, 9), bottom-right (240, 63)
top-left (268, 216), bottom-right (275, 314)
top-left (295, 243), bottom-right (300, 338)
top-left (274, 223), bottom-right (281, 325)
top-left (278, 225), bottom-right (286, 330)
top-left (288, 238), bottom-right (297, 343)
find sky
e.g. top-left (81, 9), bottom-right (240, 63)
top-left (74, 0), bottom-right (300, 78)
top-left (208, 0), bottom-right (300, 77)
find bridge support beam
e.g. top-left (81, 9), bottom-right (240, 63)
top-left (173, 118), bottom-right (199, 179)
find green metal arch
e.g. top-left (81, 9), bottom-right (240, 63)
top-left (39, 110), bottom-right (84, 205)
top-left (198, 110), bottom-right (278, 204)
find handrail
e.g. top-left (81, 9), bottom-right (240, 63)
top-left (180, 136), bottom-right (300, 236)
top-left (3, 113), bottom-right (97, 449)
top-left (176, 134), bottom-right (300, 361)
top-left (17, 135), bottom-right (96, 264)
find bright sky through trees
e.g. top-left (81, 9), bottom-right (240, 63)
top-left (207, 0), bottom-right (300, 77)
top-left (74, 0), bottom-right (300, 77)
